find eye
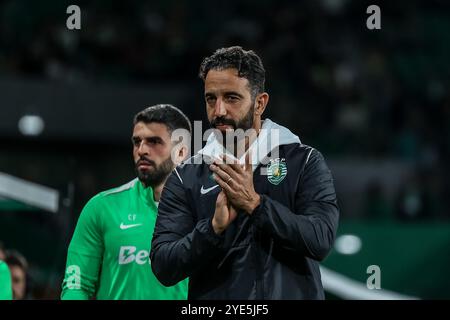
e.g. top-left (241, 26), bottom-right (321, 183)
top-left (148, 137), bottom-right (163, 145)
top-left (206, 96), bottom-right (216, 104)
top-left (225, 95), bottom-right (239, 103)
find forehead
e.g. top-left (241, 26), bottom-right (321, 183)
top-left (10, 266), bottom-right (25, 277)
top-left (204, 68), bottom-right (251, 94)
top-left (132, 122), bottom-right (171, 139)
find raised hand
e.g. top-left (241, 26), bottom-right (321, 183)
top-left (210, 152), bottom-right (261, 215)
top-left (212, 191), bottom-right (238, 235)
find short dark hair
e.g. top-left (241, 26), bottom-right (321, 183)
top-left (133, 104), bottom-right (192, 134)
top-left (199, 46), bottom-right (266, 98)
top-left (5, 250), bottom-right (28, 272)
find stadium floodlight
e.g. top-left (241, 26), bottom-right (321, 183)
top-left (18, 114), bottom-right (45, 136)
top-left (334, 234), bottom-right (362, 255)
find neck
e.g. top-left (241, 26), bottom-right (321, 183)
top-left (152, 183), bottom-right (164, 202)
top-left (141, 180), bottom-right (165, 202)
top-left (253, 118), bottom-right (262, 137)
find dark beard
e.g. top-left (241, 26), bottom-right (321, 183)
top-left (135, 156), bottom-right (174, 188)
top-left (209, 102), bottom-right (254, 132)
top-left (209, 102), bottom-right (255, 148)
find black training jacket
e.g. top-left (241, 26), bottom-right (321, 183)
top-left (151, 120), bottom-right (339, 300)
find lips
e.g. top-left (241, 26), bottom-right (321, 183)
top-left (211, 117), bottom-right (236, 130)
top-left (137, 160), bottom-right (154, 170)
top-left (215, 124), bottom-right (233, 130)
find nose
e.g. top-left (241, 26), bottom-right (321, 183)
top-left (137, 141), bottom-right (149, 157)
top-left (213, 98), bottom-right (226, 117)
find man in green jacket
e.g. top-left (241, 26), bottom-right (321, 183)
top-left (61, 104), bottom-right (191, 299)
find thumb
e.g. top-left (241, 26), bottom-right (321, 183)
top-left (230, 205), bottom-right (238, 215)
top-left (216, 191), bottom-right (227, 206)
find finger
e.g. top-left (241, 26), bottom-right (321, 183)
top-left (212, 156), bottom-right (223, 165)
top-left (245, 135), bottom-right (251, 170)
top-left (213, 173), bottom-right (234, 194)
top-left (210, 164), bottom-right (234, 182)
top-left (216, 191), bottom-right (226, 206)
top-left (222, 154), bottom-right (244, 173)
top-left (245, 150), bottom-right (252, 172)
top-left (215, 162), bottom-right (241, 180)
top-left (229, 205), bottom-right (238, 220)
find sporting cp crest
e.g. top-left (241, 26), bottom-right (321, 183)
top-left (267, 158), bottom-right (287, 185)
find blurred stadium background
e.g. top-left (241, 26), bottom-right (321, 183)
top-left (1, 0), bottom-right (450, 299)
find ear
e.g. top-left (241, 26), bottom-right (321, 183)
top-left (173, 144), bottom-right (189, 165)
top-left (178, 145), bottom-right (188, 162)
top-left (255, 92), bottom-right (269, 116)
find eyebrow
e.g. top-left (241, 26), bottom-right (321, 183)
top-left (224, 91), bottom-right (244, 98)
top-left (205, 91), bottom-right (244, 98)
top-left (131, 136), bottom-right (164, 144)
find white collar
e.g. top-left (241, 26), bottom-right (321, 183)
top-left (198, 119), bottom-right (301, 172)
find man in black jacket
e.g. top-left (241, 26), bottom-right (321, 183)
top-left (150, 46), bottom-right (339, 299)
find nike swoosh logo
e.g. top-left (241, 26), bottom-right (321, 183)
top-left (120, 223), bottom-right (143, 230)
top-left (200, 185), bottom-right (220, 195)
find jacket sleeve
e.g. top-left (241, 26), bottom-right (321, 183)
top-left (0, 261), bottom-right (13, 300)
top-left (150, 169), bottom-right (224, 287)
top-left (252, 148), bottom-right (339, 261)
top-left (61, 197), bottom-right (104, 300)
